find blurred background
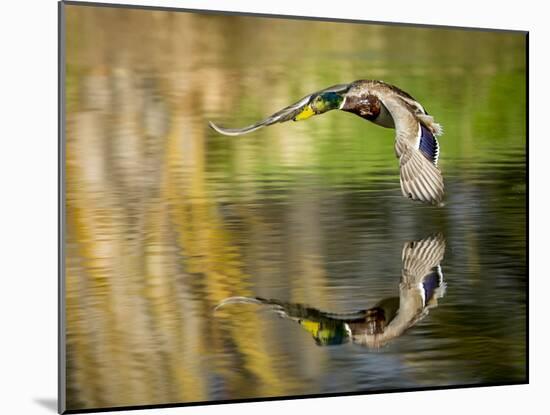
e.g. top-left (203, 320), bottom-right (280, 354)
top-left (64, 4), bottom-right (526, 411)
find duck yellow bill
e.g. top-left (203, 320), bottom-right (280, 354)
top-left (293, 105), bottom-right (315, 121)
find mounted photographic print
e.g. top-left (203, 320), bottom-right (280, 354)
top-left (59, 1), bottom-right (528, 413)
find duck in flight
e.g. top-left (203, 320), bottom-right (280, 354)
top-left (215, 234), bottom-right (446, 348)
top-left (210, 80), bottom-right (444, 205)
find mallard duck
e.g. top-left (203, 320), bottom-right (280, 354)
top-left (215, 234), bottom-right (446, 348)
top-left (210, 80), bottom-right (444, 205)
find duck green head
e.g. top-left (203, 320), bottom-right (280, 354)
top-left (294, 91), bottom-right (345, 121)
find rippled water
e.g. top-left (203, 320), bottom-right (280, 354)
top-left (63, 4), bottom-right (527, 411)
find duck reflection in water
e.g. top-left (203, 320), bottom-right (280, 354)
top-left (215, 234), bottom-right (446, 348)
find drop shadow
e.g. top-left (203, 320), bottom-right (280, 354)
top-left (34, 398), bottom-right (57, 412)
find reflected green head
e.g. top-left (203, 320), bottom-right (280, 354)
top-left (299, 319), bottom-right (350, 346)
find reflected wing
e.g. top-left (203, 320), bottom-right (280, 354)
top-left (214, 296), bottom-right (356, 346)
top-left (214, 296), bottom-right (268, 311)
top-left (215, 296), bottom-right (365, 321)
top-left (401, 234), bottom-right (446, 290)
top-left (209, 84), bottom-right (350, 136)
top-left (352, 235), bottom-right (446, 348)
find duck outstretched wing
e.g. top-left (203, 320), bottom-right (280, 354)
top-left (209, 84), bottom-right (350, 136)
top-left (396, 134), bottom-right (444, 205)
top-left (351, 80), bottom-right (445, 205)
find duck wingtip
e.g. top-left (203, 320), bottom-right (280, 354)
top-left (208, 120), bottom-right (235, 136)
top-left (208, 120), bottom-right (223, 133)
